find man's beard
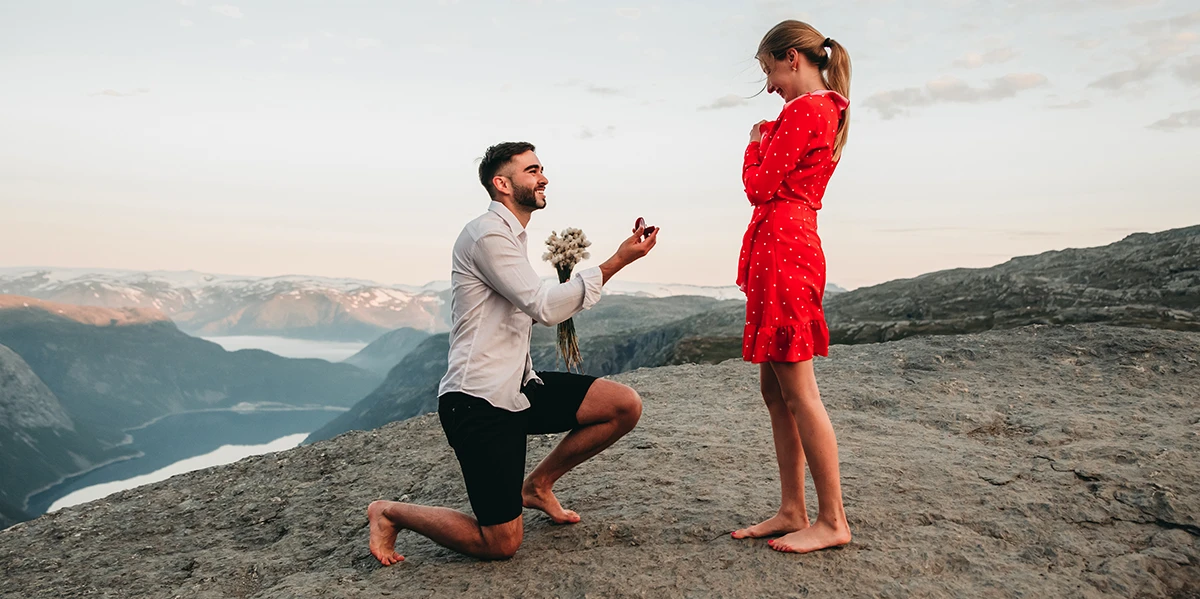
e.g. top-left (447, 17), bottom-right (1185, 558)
top-left (513, 182), bottom-right (545, 210)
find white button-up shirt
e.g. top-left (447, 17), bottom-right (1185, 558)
top-left (437, 202), bottom-right (603, 411)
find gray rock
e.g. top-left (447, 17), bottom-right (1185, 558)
top-left (825, 225), bottom-right (1200, 344)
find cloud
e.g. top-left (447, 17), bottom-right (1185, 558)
top-left (1087, 64), bottom-right (1158, 90)
top-left (561, 80), bottom-right (627, 97)
top-left (210, 4), bottom-right (243, 18)
top-left (282, 38), bottom-right (310, 51)
top-left (354, 37), bottom-right (381, 49)
top-left (1047, 99), bottom-right (1092, 110)
top-left (1129, 9), bottom-right (1200, 37)
top-left (1084, 13), bottom-right (1198, 90)
top-left (1024, 0), bottom-right (1161, 12)
top-left (585, 85), bottom-right (623, 96)
top-left (91, 88), bottom-right (150, 98)
top-left (178, 0), bottom-right (194, 5)
top-left (179, 18), bottom-right (193, 27)
top-left (698, 94), bottom-right (750, 111)
top-left (616, 7), bottom-right (641, 19)
top-left (864, 73), bottom-right (1048, 119)
top-left (1177, 55), bottom-right (1200, 85)
top-left (953, 47), bottom-right (1019, 68)
top-left (236, 38), bottom-right (254, 47)
top-left (1147, 109), bottom-right (1200, 131)
top-left (577, 125), bottom-right (616, 140)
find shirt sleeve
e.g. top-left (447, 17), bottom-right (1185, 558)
top-left (742, 100), bottom-right (817, 205)
top-left (471, 232), bottom-right (603, 327)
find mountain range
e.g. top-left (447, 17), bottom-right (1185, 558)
top-left (0, 268), bottom-right (770, 342)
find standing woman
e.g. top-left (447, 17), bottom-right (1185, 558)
top-left (730, 20), bottom-right (852, 554)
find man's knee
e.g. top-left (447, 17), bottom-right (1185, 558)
top-left (481, 523), bottom-right (523, 560)
top-left (614, 385), bottom-right (642, 429)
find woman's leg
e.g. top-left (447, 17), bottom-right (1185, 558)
top-left (732, 363), bottom-right (811, 538)
top-left (766, 360), bottom-right (851, 553)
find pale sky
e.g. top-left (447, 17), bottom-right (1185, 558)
top-left (2, 0), bottom-right (1198, 289)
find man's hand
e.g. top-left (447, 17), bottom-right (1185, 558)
top-left (600, 226), bottom-right (659, 284)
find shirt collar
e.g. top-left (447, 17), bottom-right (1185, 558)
top-left (488, 201), bottom-right (526, 236)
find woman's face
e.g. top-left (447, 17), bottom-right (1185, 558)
top-left (761, 49), bottom-right (799, 101)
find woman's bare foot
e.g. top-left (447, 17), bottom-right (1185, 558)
top-left (521, 479), bottom-right (581, 524)
top-left (731, 511), bottom-right (810, 539)
top-left (767, 519), bottom-right (851, 554)
top-left (367, 501), bottom-right (405, 566)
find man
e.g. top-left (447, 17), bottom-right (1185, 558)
top-left (368, 142), bottom-right (659, 563)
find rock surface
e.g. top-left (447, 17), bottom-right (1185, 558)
top-left (825, 225), bottom-right (1200, 344)
top-left (3, 324), bottom-right (1196, 598)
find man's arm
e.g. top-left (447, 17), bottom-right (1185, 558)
top-left (473, 232), bottom-right (601, 327)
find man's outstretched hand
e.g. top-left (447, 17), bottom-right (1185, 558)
top-left (600, 225), bottom-right (659, 284)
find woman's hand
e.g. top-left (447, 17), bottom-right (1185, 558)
top-left (750, 120), bottom-right (769, 143)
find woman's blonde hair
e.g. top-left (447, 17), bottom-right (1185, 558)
top-left (758, 20), bottom-right (852, 161)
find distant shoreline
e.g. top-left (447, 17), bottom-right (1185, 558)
top-left (124, 403), bottom-right (348, 433)
top-left (22, 405), bottom-right (348, 512)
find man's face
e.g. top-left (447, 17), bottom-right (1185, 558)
top-left (500, 150), bottom-right (548, 210)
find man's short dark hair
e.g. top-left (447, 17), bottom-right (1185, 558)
top-left (479, 142), bottom-right (536, 199)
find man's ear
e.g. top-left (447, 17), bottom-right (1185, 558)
top-left (492, 175), bottom-right (510, 195)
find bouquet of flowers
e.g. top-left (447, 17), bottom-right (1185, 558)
top-left (542, 227), bottom-right (591, 372)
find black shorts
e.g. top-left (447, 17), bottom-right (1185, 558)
top-left (438, 372), bottom-right (597, 527)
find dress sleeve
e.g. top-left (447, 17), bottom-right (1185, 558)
top-left (742, 99), bottom-right (818, 205)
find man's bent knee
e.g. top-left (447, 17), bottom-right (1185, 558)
top-left (615, 386), bottom-right (642, 429)
top-left (480, 519), bottom-right (523, 560)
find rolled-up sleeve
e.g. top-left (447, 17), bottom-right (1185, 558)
top-left (472, 232), bottom-right (602, 327)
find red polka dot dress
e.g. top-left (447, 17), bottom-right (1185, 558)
top-left (737, 90), bottom-right (849, 364)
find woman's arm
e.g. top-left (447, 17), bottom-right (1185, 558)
top-left (742, 100), bottom-right (816, 205)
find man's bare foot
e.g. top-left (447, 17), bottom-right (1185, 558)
top-left (521, 480), bottom-right (581, 524)
top-left (767, 519), bottom-right (851, 554)
top-left (367, 501), bottom-right (405, 566)
top-left (731, 512), bottom-right (810, 539)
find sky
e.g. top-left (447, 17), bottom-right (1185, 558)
top-left (1, 0), bottom-right (1198, 290)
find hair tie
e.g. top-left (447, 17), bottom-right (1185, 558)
top-left (823, 38), bottom-right (833, 48)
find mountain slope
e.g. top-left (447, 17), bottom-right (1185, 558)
top-left (0, 296), bottom-right (383, 432)
top-left (342, 328), bottom-right (433, 377)
top-left (0, 344), bottom-right (134, 527)
top-left (0, 295), bottom-right (385, 523)
top-left (825, 225), bottom-right (1200, 344)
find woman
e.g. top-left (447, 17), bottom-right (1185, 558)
top-left (730, 20), bottom-right (852, 554)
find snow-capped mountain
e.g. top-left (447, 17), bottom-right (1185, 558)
top-left (0, 268), bottom-right (450, 341)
